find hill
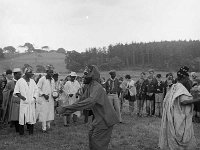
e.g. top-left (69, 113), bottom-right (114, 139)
top-left (0, 52), bottom-right (67, 73)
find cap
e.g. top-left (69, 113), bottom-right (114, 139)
top-left (13, 68), bottom-right (21, 73)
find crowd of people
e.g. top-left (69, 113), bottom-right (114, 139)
top-left (0, 65), bottom-right (200, 150)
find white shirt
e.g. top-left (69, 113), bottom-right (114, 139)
top-left (64, 80), bottom-right (81, 95)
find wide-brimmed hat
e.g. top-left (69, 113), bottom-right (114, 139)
top-left (69, 72), bottom-right (77, 77)
top-left (148, 69), bottom-right (154, 73)
top-left (13, 68), bottom-right (21, 73)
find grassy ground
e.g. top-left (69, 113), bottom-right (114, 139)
top-left (1, 110), bottom-right (200, 150)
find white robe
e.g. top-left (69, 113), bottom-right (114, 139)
top-left (37, 76), bottom-right (55, 122)
top-left (159, 83), bottom-right (196, 150)
top-left (64, 80), bottom-right (81, 116)
top-left (14, 78), bottom-right (38, 125)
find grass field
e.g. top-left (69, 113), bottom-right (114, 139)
top-left (1, 109), bottom-right (200, 150)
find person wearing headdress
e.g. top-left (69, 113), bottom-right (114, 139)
top-left (7, 68), bottom-right (22, 132)
top-left (159, 66), bottom-right (199, 150)
top-left (57, 65), bottom-right (119, 150)
top-left (14, 66), bottom-right (38, 135)
top-left (37, 64), bottom-right (55, 133)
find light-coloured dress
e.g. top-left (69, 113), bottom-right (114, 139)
top-left (14, 78), bottom-right (38, 125)
top-left (159, 83), bottom-right (197, 150)
top-left (37, 76), bottom-right (55, 122)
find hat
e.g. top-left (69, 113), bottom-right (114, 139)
top-left (177, 66), bottom-right (189, 78)
top-left (180, 66), bottom-right (189, 72)
top-left (69, 72), bottom-right (77, 77)
top-left (148, 69), bottom-right (154, 73)
top-left (13, 68), bottom-right (21, 73)
top-left (109, 70), bottom-right (116, 75)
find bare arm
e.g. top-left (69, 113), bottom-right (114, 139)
top-left (181, 98), bottom-right (200, 105)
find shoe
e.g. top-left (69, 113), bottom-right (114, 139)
top-left (64, 124), bottom-right (69, 127)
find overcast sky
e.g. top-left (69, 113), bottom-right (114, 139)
top-left (0, 0), bottom-right (199, 52)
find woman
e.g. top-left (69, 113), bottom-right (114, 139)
top-left (159, 66), bottom-right (198, 150)
top-left (124, 75), bottom-right (136, 115)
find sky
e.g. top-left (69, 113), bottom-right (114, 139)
top-left (0, 0), bottom-right (199, 52)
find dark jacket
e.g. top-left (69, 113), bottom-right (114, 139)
top-left (155, 80), bottom-right (165, 93)
top-left (135, 78), bottom-right (146, 99)
top-left (105, 78), bottom-right (120, 94)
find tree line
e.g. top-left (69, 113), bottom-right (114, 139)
top-left (0, 42), bottom-right (66, 60)
top-left (65, 40), bottom-right (200, 72)
top-left (1, 40), bottom-right (200, 72)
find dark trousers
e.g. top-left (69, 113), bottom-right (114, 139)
top-left (12, 121), bottom-right (20, 133)
top-left (19, 124), bottom-right (34, 135)
top-left (146, 95), bottom-right (155, 115)
top-left (89, 125), bottom-right (113, 150)
top-left (84, 109), bottom-right (94, 123)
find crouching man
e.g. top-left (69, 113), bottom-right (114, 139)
top-left (57, 65), bottom-right (119, 150)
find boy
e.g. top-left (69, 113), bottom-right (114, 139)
top-left (144, 75), bottom-right (156, 116)
top-left (154, 74), bottom-right (165, 117)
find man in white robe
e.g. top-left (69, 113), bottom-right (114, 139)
top-left (159, 66), bottom-right (197, 150)
top-left (14, 67), bottom-right (38, 135)
top-left (63, 72), bottom-right (81, 125)
top-left (37, 65), bottom-right (55, 133)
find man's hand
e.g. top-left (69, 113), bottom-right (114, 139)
top-left (20, 96), bottom-right (26, 101)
